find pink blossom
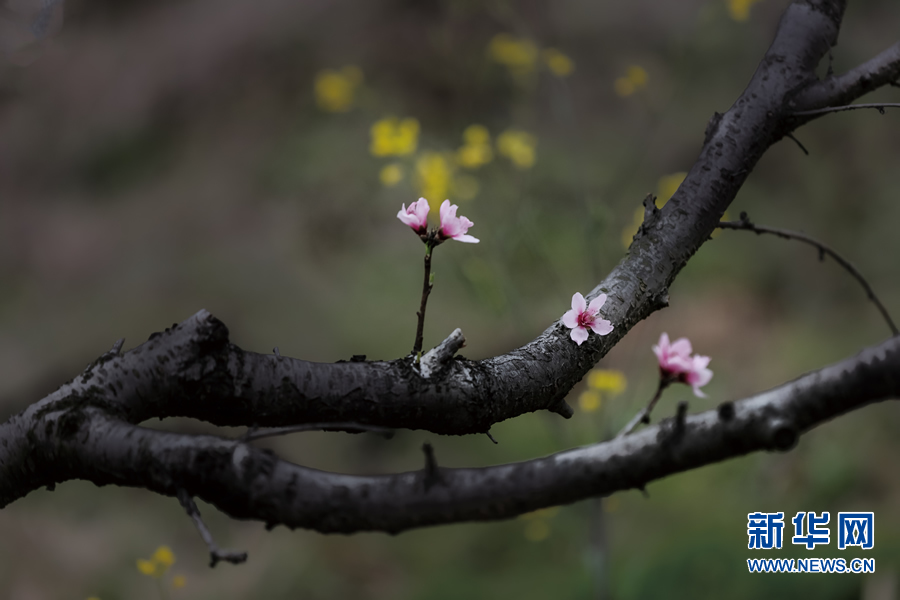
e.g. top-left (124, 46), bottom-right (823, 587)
top-left (652, 332), bottom-right (712, 397)
top-left (652, 333), bottom-right (694, 375)
top-left (438, 200), bottom-right (479, 243)
top-left (683, 354), bottom-right (713, 397)
top-left (562, 292), bottom-right (614, 345)
top-left (397, 198), bottom-right (430, 233)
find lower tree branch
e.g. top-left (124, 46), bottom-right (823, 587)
top-left (2, 336), bottom-right (897, 533)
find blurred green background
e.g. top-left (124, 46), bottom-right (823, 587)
top-left (1, 0), bottom-right (899, 598)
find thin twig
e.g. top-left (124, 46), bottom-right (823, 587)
top-left (486, 431), bottom-right (498, 444)
top-left (793, 102), bottom-right (900, 117)
top-left (718, 213), bottom-right (898, 336)
top-left (176, 489), bottom-right (247, 568)
top-left (242, 422), bottom-right (395, 442)
top-left (616, 378), bottom-right (671, 438)
top-left (412, 243), bottom-right (434, 356)
top-left (785, 133), bottom-right (809, 155)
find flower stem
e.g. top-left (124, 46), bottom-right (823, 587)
top-left (412, 243), bottom-right (434, 357)
top-left (616, 376), bottom-right (672, 438)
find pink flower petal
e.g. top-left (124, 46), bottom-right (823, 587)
top-left (587, 293), bottom-right (607, 313)
top-left (589, 318), bottom-right (614, 336)
top-left (669, 337), bottom-right (693, 358)
top-left (570, 326), bottom-right (589, 346)
top-left (562, 309), bottom-right (579, 329)
top-left (571, 292), bottom-right (586, 314)
top-left (453, 234), bottom-right (479, 243)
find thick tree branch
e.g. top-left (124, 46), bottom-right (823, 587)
top-left (4, 0), bottom-right (900, 538)
top-left (2, 336), bottom-right (897, 531)
top-left (1, 0), bottom-right (859, 439)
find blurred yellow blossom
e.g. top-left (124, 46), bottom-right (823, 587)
top-left (136, 545), bottom-right (175, 578)
top-left (524, 519), bottom-right (551, 541)
top-left (520, 506), bottom-right (559, 542)
top-left (579, 389), bottom-right (602, 412)
top-left (614, 65), bottom-right (649, 97)
top-left (497, 129), bottom-right (537, 169)
top-left (728, 0), bottom-right (763, 21)
top-left (172, 575), bottom-right (187, 589)
top-left (370, 117), bottom-right (420, 157)
top-left (588, 369), bottom-right (627, 395)
top-left (488, 33), bottom-right (538, 77)
top-left (86, 597), bottom-right (101, 600)
top-left (580, 368), bottom-right (627, 412)
top-left (416, 152), bottom-right (453, 208)
top-left (314, 66), bottom-right (362, 113)
top-left (457, 124), bottom-right (494, 169)
top-left (379, 163), bottom-right (404, 186)
top-left (463, 124), bottom-right (490, 145)
top-left (543, 48), bottom-right (574, 77)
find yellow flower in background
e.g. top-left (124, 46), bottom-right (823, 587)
top-left (543, 48), bottom-right (574, 77)
top-left (457, 124), bottom-right (494, 169)
top-left (172, 575), bottom-right (187, 589)
top-left (614, 65), bottom-right (649, 97)
top-left (519, 506), bottom-right (559, 542)
top-left (579, 389), bottom-right (602, 412)
top-left (314, 66), bottom-right (363, 113)
top-left (488, 33), bottom-right (538, 75)
top-left (524, 519), bottom-right (551, 541)
top-left (497, 129), bottom-right (537, 169)
top-left (463, 124), bottom-right (490, 146)
top-left (379, 163), bottom-right (404, 186)
top-left (728, 0), bottom-right (763, 21)
top-left (136, 545), bottom-right (176, 578)
top-left (370, 117), bottom-right (420, 157)
top-left (416, 152), bottom-right (453, 209)
top-left (580, 369), bottom-right (627, 412)
top-left (588, 369), bottom-right (627, 395)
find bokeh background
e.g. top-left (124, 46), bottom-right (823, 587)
top-left (1, 0), bottom-right (900, 598)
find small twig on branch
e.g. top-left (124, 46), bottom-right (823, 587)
top-left (421, 442), bottom-right (442, 491)
top-left (793, 102), bottom-right (900, 117)
top-left (176, 489), bottom-right (247, 568)
top-left (718, 213), bottom-right (899, 336)
top-left (242, 422), bottom-right (395, 442)
top-left (616, 378), bottom-right (672, 438)
top-left (785, 133), bottom-right (809, 156)
top-left (107, 338), bottom-right (125, 357)
top-left (486, 431), bottom-right (498, 444)
top-left (419, 328), bottom-right (465, 378)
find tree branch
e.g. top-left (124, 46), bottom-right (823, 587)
top-left (3, 0), bottom-right (899, 540)
top-left (2, 337), bottom-right (897, 532)
top-left (718, 213), bottom-right (899, 335)
top-left (791, 41), bottom-right (900, 115)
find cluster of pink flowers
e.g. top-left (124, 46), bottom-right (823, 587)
top-left (653, 332), bottom-right (712, 397)
top-left (397, 198), bottom-right (479, 243)
top-left (562, 292), bottom-right (614, 345)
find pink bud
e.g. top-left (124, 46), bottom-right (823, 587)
top-left (652, 332), bottom-right (712, 397)
top-left (438, 200), bottom-right (479, 243)
top-left (397, 198), bottom-right (430, 233)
